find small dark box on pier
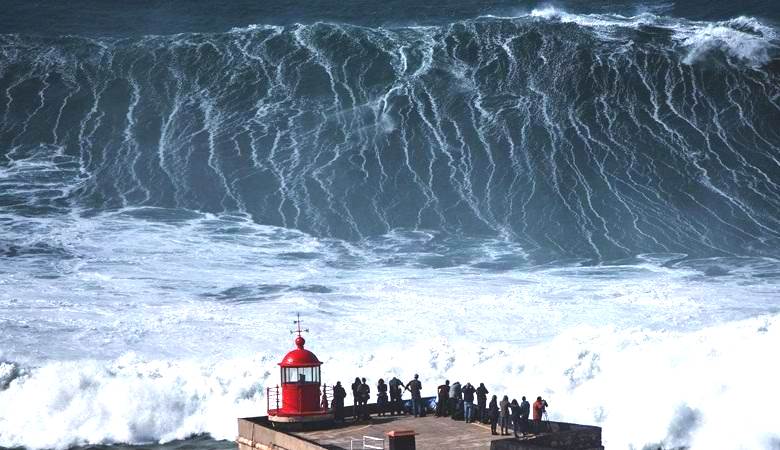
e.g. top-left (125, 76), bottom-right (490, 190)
top-left (386, 430), bottom-right (416, 450)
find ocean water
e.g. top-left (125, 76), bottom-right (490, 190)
top-left (1, 1), bottom-right (779, 449)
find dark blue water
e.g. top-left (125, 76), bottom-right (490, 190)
top-left (3, 0), bottom-right (779, 36)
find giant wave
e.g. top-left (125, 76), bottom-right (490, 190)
top-left (1, 9), bottom-right (779, 262)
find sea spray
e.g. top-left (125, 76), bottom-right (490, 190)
top-left (1, 316), bottom-right (778, 449)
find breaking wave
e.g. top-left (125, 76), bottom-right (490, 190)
top-left (1, 315), bottom-right (778, 449)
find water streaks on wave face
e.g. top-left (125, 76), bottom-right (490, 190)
top-left (1, 11), bottom-right (779, 262)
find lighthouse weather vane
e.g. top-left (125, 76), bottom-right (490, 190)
top-left (291, 312), bottom-right (309, 337)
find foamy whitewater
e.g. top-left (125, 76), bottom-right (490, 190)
top-left (1, 3), bottom-right (780, 450)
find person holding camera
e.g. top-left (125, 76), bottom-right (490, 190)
top-left (462, 382), bottom-right (476, 423)
top-left (533, 396), bottom-right (548, 433)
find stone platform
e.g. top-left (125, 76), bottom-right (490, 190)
top-left (296, 414), bottom-right (544, 449)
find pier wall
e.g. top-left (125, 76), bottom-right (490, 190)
top-left (490, 421), bottom-right (603, 450)
top-left (237, 417), bottom-right (328, 450)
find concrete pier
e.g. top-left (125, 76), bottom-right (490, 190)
top-left (237, 401), bottom-right (602, 450)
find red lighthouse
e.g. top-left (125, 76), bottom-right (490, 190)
top-left (267, 314), bottom-right (333, 426)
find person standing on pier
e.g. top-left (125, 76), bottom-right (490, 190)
top-left (462, 382), bottom-right (476, 423)
top-left (488, 395), bottom-right (499, 435)
top-left (332, 381), bottom-right (347, 423)
top-left (357, 378), bottom-right (371, 420)
top-left (448, 380), bottom-right (462, 418)
top-left (351, 377), bottom-right (362, 420)
top-left (476, 382), bottom-right (489, 423)
top-left (519, 396), bottom-right (530, 436)
top-left (499, 395), bottom-right (510, 435)
top-left (533, 396), bottom-right (548, 433)
top-left (388, 376), bottom-right (404, 415)
top-left (510, 399), bottom-right (522, 437)
top-left (436, 380), bottom-right (450, 417)
top-left (405, 374), bottom-right (423, 417)
top-left (377, 379), bottom-right (388, 416)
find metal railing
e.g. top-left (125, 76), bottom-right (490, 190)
top-left (266, 385), bottom-right (281, 414)
top-left (349, 436), bottom-right (384, 450)
top-left (321, 383), bottom-right (334, 408)
top-left (266, 384), bottom-right (334, 414)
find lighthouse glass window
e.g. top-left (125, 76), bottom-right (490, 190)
top-left (283, 367), bottom-right (320, 383)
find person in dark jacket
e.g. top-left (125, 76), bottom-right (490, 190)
top-left (519, 396), bottom-right (531, 435)
top-left (488, 395), bottom-right (499, 435)
top-left (476, 383), bottom-right (489, 423)
top-left (510, 399), bottom-right (522, 437)
top-left (377, 379), bottom-right (388, 416)
top-left (332, 381), bottom-right (347, 423)
top-left (351, 377), bottom-right (362, 421)
top-left (462, 382), bottom-right (476, 423)
top-left (405, 374), bottom-right (423, 417)
top-left (388, 376), bottom-right (404, 415)
top-left (499, 395), bottom-right (510, 435)
top-left (436, 380), bottom-right (450, 417)
top-left (357, 378), bottom-right (371, 420)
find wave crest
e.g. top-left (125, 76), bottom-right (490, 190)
top-left (676, 16), bottom-right (777, 65)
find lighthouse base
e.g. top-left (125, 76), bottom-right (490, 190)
top-left (268, 412), bottom-right (334, 423)
top-left (267, 411), bottom-right (335, 432)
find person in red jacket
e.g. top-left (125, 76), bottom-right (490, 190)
top-left (532, 396), bottom-right (548, 433)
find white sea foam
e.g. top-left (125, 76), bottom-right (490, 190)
top-left (1, 211), bottom-right (779, 449)
top-left (528, 6), bottom-right (655, 29)
top-left (523, 7), bottom-right (778, 66)
top-left (0, 354), bottom-right (270, 449)
top-left (1, 315), bottom-right (779, 449)
top-left (675, 16), bottom-right (778, 65)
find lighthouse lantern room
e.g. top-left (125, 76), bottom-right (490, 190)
top-left (267, 314), bottom-right (333, 425)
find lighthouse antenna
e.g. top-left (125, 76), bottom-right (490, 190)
top-left (291, 312), bottom-right (310, 337)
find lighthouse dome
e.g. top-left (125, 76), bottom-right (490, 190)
top-left (279, 336), bottom-right (322, 367)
